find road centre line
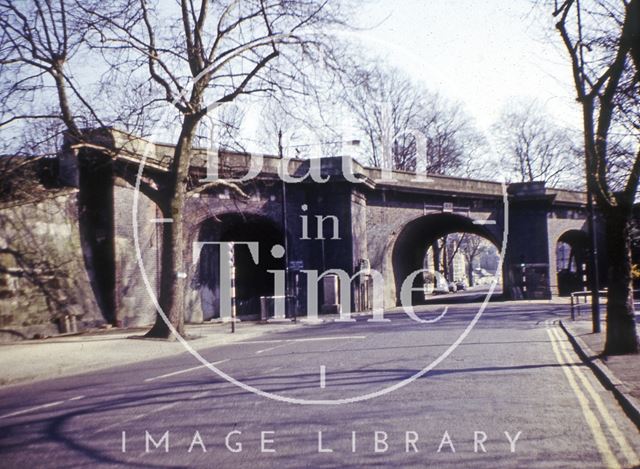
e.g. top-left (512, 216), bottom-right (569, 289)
top-left (144, 359), bottom-right (230, 382)
top-left (98, 390), bottom-right (212, 435)
top-left (0, 395), bottom-right (86, 420)
top-left (550, 327), bottom-right (639, 467)
top-left (252, 335), bottom-right (367, 354)
top-left (144, 336), bottom-right (365, 383)
top-left (256, 343), bottom-right (291, 355)
top-left (547, 327), bottom-right (620, 468)
top-left (236, 335), bottom-right (367, 345)
top-left (134, 390), bottom-right (213, 456)
top-left (0, 400), bottom-right (65, 420)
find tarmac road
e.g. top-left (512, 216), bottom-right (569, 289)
top-left (1, 302), bottom-right (639, 468)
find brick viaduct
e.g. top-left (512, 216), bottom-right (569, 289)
top-left (59, 131), bottom-right (599, 327)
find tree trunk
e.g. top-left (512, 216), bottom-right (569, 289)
top-left (442, 238), bottom-right (450, 281)
top-left (144, 193), bottom-right (186, 339)
top-left (432, 241), bottom-right (441, 274)
top-left (145, 117), bottom-right (197, 340)
top-left (604, 207), bottom-right (638, 355)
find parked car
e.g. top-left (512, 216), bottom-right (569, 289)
top-left (448, 282), bottom-right (457, 293)
top-left (455, 281), bottom-right (466, 291)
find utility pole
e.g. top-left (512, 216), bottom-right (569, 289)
top-left (278, 129), bottom-right (291, 319)
top-left (587, 192), bottom-right (601, 333)
top-left (576, 0), bottom-right (601, 333)
top-left (229, 242), bottom-right (236, 333)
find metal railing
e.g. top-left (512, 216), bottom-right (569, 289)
top-left (570, 290), bottom-right (607, 321)
top-left (570, 289), bottom-right (640, 320)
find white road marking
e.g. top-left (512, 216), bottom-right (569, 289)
top-left (99, 403), bottom-right (176, 432)
top-left (144, 359), bottom-right (229, 382)
top-left (134, 391), bottom-right (213, 457)
top-left (547, 326), bottom-right (620, 468)
top-left (256, 343), bottom-right (291, 355)
top-left (0, 400), bottom-right (66, 420)
top-left (320, 365), bottom-right (326, 389)
top-left (551, 327), bottom-right (639, 467)
top-left (0, 394), bottom-right (86, 420)
top-left (237, 335), bottom-right (367, 346)
top-left (99, 390), bottom-right (212, 435)
top-left (254, 335), bottom-right (367, 354)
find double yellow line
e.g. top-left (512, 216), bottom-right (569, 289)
top-left (547, 324), bottom-right (639, 468)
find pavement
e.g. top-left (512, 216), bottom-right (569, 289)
top-left (0, 320), bottom-right (298, 388)
top-left (2, 300), bottom-right (640, 468)
top-left (560, 314), bottom-right (640, 431)
top-left (0, 297), bottom-right (561, 389)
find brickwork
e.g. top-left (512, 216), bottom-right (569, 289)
top-left (3, 138), bottom-right (596, 336)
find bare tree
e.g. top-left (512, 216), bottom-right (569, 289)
top-left (0, 0), bottom-right (115, 330)
top-left (427, 233), bottom-right (493, 287)
top-left (459, 234), bottom-right (486, 287)
top-left (429, 234), bottom-right (464, 282)
top-left (256, 63), bottom-right (359, 160)
top-left (95, 0), bottom-right (351, 339)
top-left (1, 0), bottom-right (354, 339)
top-left (196, 104), bottom-right (247, 153)
top-left (258, 98), bottom-right (328, 158)
top-left (553, 0), bottom-right (640, 354)
top-left (341, 63), bottom-right (484, 176)
top-left (493, 100), bottom-right (582, 189)
top-left (0, 0), bottom-right (107, 144)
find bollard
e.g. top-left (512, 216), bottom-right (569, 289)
top-left (570, 293), bottom-right (575, 320)
top-left (260, 296), bottom-right (268, 322)
top-left (229, 242), bottom-right (236, 333)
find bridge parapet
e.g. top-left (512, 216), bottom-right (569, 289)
top-left (63, 129), bottom-right (587, 209)
top-left (54, 128), bottom-right (601, 325)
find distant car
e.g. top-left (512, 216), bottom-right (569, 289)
top-left (455, 281), bottom-right (466, 291)
top-left (448, 282), bottom-right (457, 293)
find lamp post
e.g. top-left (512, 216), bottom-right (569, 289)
top-left (277, 130), bottom-right (291, 320)
top-left (575, 0), bottom-right (600, 333)
top-left (587, 188), bottom-right (601, 333)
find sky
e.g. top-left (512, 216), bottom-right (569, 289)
top-left (350, 0), bottom-right (582, 136)
top-left (1, 0), bottom-right (586, 167)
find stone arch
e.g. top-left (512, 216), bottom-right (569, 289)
top-left (555, 228), bottom-right (589, 296)
top-left (390, 212), bottom-right (503, 306)
top-left (192, 212), bottom-right (285, 320)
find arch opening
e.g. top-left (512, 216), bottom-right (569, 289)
top-left (197, 213), bottom-right (285, 318)
top-left (391, 213), bottom-right (502, 306)
top-left (556, 229), bottom-right (589, 296)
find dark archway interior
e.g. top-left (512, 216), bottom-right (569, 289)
top-left (199, 213), bottom-right (284, 316)
top-left (556, 230), bottom-right (588, 296)
top-left (392, 213), bottom-right (501, 305)
top-left (78, 152), bottom-right (116, 324)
